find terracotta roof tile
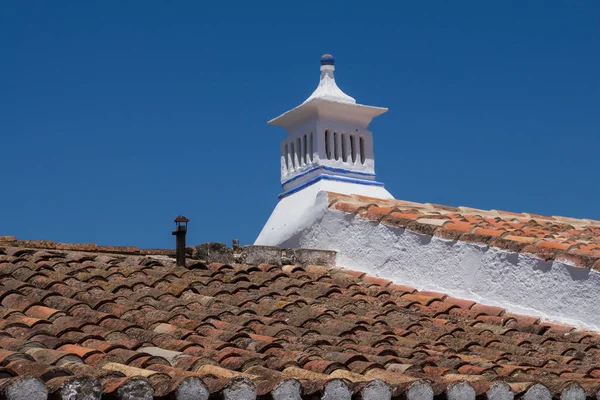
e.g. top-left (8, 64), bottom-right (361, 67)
top-left (0, 242), bottom-right (596, 399)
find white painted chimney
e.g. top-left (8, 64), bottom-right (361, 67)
top-left (256, 54), bottom-right (393, 246)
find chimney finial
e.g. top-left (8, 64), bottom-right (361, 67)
top-left (320, 53), bottom-right (334, 66)
top-left (172, 215), bottom-right (189, 267)
top-left (302, 53), bottom-right (356, 105)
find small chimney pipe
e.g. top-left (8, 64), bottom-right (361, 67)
top-left (172, 215), bottom-right (190, 267)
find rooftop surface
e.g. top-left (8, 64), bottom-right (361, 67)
top-left (0, 239), bottom-right (598, 399)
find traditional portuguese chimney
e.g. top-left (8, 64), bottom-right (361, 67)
top-left (255, 54), bottom-right (392, 246)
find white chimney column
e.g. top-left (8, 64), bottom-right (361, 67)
top-left (256, 54), bottom-right (393, 246)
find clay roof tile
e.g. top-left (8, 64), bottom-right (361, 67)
top-left (0, 241), bottom-right (595, 399)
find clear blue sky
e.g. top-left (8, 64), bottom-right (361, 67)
top-left (1, 1), bottom-right (599, 248)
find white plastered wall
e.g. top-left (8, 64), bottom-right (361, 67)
top-left (255, 183), bottom-right (392, 248)
top-left (266, 191), bottom-right (600, 331)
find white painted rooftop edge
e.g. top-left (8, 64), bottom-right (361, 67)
top-left (267, 190), bottom-right (600, 331)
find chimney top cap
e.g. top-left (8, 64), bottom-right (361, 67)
top-left (174, 215), bottom-right (190, 223)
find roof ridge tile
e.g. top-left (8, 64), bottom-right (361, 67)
top-left (326, 193), bottom-right (600, 270)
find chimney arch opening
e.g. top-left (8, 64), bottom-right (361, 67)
top-left (359, 136), bottom-right (365, 164)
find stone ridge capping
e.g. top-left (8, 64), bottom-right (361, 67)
top-left (326, 192), bottom-right (600, 270)
top-left (192, 242), bottom-right (337, 267)
top-left (0, 237), bottom-right (336, 267)
top-left (0, 236), bottom-right (141, 255)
